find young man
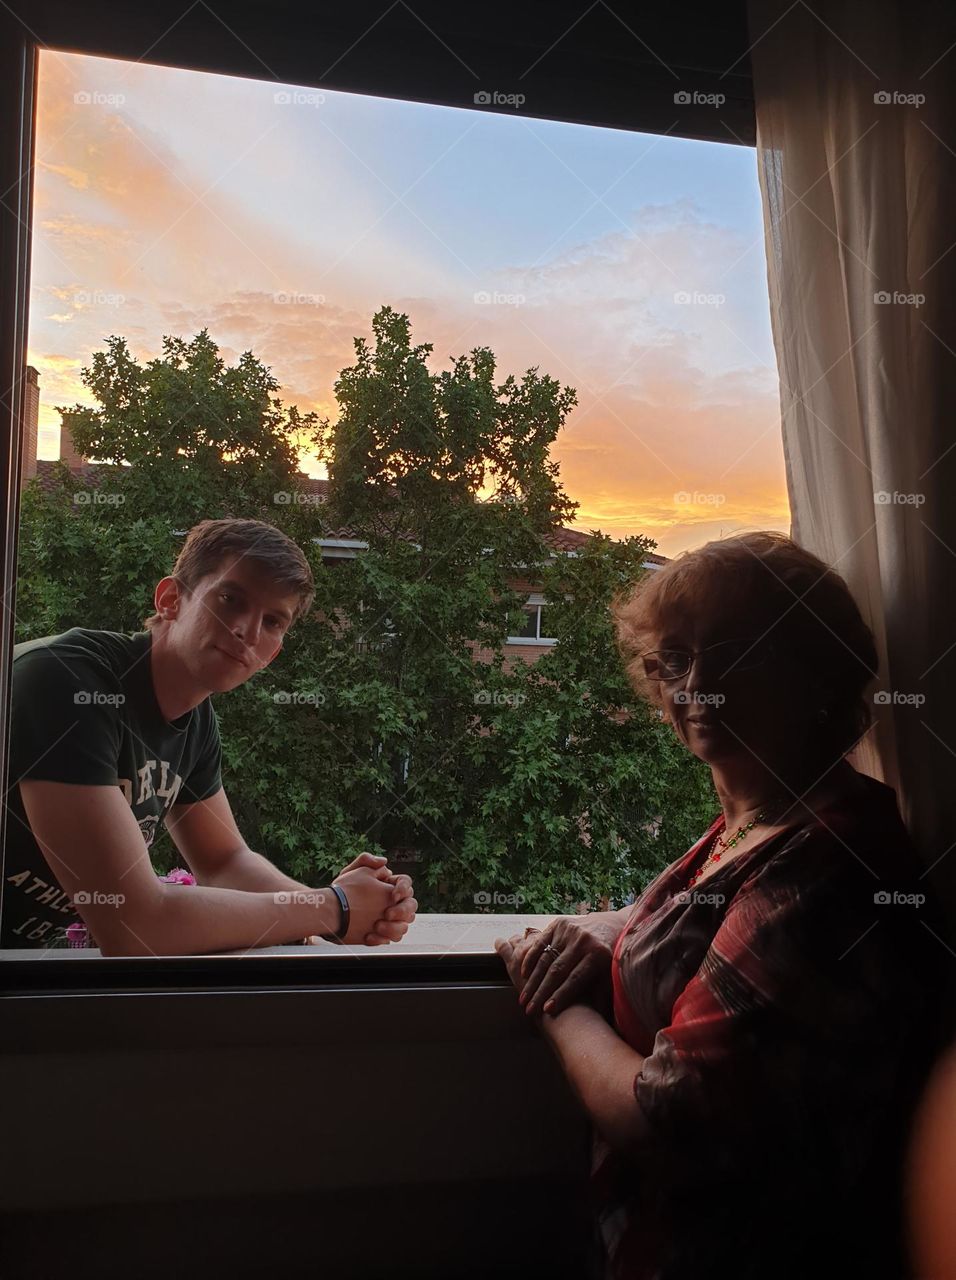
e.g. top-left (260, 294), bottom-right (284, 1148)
top-left (1, 517), bottom-right (417, 955)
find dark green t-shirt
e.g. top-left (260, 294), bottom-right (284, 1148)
top-left (1, 628), bottom-right (222, 949)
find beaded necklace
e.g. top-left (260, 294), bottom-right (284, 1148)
top-left (686, 808), bottom-right (774, 889)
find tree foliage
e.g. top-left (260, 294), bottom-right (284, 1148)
top-left (16, 311), bottom-right (715, 908)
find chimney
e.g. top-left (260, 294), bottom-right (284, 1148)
top-left (20, 365), bottom-right (39, 482)
top-left (59, 411), bottom-right (86, 472)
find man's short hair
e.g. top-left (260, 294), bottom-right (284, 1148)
top-left (144, 518), bottom-right (315, 631)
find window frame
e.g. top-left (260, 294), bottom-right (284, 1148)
top-left (0, 5), bottom-right (754, 984)
top-left (507, 593), bottom-right (558, 647)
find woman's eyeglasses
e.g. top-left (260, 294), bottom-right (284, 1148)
top-left (641, 637), bottom-right (775, 682)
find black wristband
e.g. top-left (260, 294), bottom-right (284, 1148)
top-left (319, 883), bottom-right (349, 943)
top-left (331, 883), bottom-right (349, 939)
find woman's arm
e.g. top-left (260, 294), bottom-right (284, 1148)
top-left (496, 933), bottom-right (648, 1152)
top-left (539, 1004), bottom-right (649, 1151)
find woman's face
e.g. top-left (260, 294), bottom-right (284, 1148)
top-left (648, 615), bottom-right (823, 771)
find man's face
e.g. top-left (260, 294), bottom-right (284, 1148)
top-left (157, 555), bottom-right (300, 692)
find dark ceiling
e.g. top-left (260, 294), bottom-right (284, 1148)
top-left (18, 0), bottom-right (755, 145)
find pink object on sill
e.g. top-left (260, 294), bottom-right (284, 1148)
top-left (159, 868), bottom-right (196, 885)
top-left (62, 870), bottom-right (195, 949)
top-left (65, 922), bottom-right (90, 948)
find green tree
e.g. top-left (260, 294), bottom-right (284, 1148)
top-left (15, 310), bottom-right (716, 904)
top-left (62, 329), bottom-right (313, 524)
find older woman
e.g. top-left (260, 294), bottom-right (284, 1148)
top-left (495, 531), bottom-right (952, 1280)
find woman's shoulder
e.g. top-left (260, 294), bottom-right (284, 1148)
top-left (735, 769), bottom-right (951, 982)
top-left (758, 766), bottom-right (917, 884)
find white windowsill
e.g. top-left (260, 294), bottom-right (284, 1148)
top-left (0, 912), bottom-right (559, 959)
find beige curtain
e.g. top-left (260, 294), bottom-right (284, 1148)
top-left (748, 0), bottom-right (956, 914)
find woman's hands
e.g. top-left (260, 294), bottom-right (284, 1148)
top-left (495, 912), bottom-right (626, 1016)
top-left (494, 931), bottom-right (535, 995)
top-left (332, 852), bottom-right (417, 946)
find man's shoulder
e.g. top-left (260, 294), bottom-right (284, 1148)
top-left (13, 627), bottom-right (147, 680)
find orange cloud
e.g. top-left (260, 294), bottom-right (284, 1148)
top-left (27, 51), bottom-right (789, 555)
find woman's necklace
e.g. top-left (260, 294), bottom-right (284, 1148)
top-left (686, 803), bottom-right (784, 890)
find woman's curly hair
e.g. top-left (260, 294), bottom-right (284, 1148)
top-left (612, 531), bottom-right (879, 766)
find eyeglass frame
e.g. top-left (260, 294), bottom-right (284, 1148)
top-left (640, 636), bottom-right (778, 682)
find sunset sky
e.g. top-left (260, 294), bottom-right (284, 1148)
top-left (28, 50), bottom-right (789, 557)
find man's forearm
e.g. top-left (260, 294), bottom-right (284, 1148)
top-left (100, 880), bottom-right (340, 957)
top-left (193, 845), bottom-right (316, 895)
top-left (539, 1004), bottom-right (649, 1151)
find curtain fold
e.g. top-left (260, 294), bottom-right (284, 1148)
top-left (748, 0), bottom-right (956, 917)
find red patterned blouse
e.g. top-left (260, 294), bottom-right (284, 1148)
top-left (588, 767), bottom-right (953, 1280)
